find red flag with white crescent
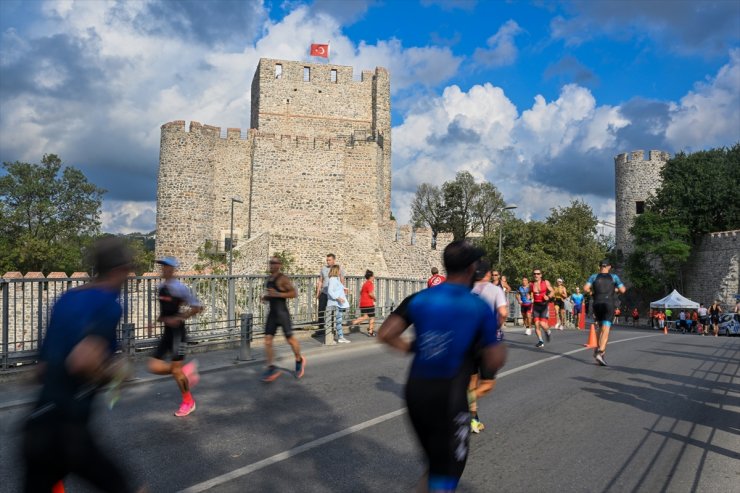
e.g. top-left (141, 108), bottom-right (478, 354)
top-left (310, 43), bottom-right (329, 58)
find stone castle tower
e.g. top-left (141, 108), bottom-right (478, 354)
top-left (614, 150), bottom-right (670, 257)
top-left (156, 58), bottom-right (450, 277)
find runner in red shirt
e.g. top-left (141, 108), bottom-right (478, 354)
top-left (427, 266), bottom-right (446, 288)
top-left (351, 270), bottom-right (377, 336)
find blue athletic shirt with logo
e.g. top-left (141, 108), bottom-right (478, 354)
top-left (518, 285), bottom-right (531, 305)
top-left (571, 293), bottom-right (584, 307)
top-left (392, 282), bottom-right (499, 380)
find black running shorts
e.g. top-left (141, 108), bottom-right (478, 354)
top-left (405, 371), bottom-right (470, 482)
top-left (532, 302), bottom-right (549, 322)
top-left (593, 302), bottom-right (615, 326)
top-left (23, 415), bottom-right (134, 493)
top-left (520, 304), bottom-right (532, 314)
top-left (470, 352), bottom-right (497, 380)
top-left (152, 323), bottom-right (186, 361)
top-left (554, 299), bottom-right (565, 310)
top-left (360, 306), bottom-right (376, 317)
top-left (265, 308), bottom-right (293, 338)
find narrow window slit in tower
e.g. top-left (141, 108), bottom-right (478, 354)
top-left (275, 64), bottom-right (282, 79)
top-left (331, 69), bottom-right (337, 83)
top-left (303, 67), bottom-right (310, 81)
top-left (636, 201), bottom-right (645, 214)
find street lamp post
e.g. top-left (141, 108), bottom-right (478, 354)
top-left (228, 197), bottom-right (243, 327)
top-left (498, 205), bottom-right (518, 267)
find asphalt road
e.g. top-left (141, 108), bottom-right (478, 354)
top-left (1, 327), bottom-right (738, 493)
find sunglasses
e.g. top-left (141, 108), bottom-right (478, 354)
top-left (269, 260), bottom-right (281, 265)
top-left (533, 272), bottom-right (542, 275)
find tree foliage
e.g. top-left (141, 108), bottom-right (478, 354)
top-left (481, 200), bottom-right (608, 291)
top-left (411, 171), bottom-right (507, 243)
top-left (0, 154), bottom-right (104, 273)
top-left (627, 144), bottom-right (739, 293)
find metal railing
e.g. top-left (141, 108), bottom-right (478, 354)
top-left (0, 275), bottom-right (425, 370)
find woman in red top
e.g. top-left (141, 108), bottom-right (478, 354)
top-left (352, 270), bottom-right (377, 336)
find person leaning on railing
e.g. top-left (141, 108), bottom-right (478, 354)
top-left (327, 265), bottom-right (351, 343)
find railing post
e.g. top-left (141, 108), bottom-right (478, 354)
top-left (227, 276), bottom-right (235, 333)
top-left (122, 322), bottom-right (135, 356)
top-left (2, 281), bottom-right (8, 370)
top-left (324, 306), bottom-right (337, 345)
top-left (238, 313), bottom-right (254, 361)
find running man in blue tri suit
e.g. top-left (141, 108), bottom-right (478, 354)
top-left (584, 260), bottom-right (626, 366)
top-left (379, 241), bottom-right (507, 492)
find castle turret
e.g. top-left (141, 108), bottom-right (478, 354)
top-left (614, 150), bottom-right (670, 257)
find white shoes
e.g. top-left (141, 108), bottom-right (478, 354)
top-left (525, 328), bottom-right (532, 336)
top-left (337, 337), bottom-right (351, 344)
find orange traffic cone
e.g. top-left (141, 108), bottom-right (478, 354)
top-left (52, 481), bottom-right (65, 493)
top-left (583, 323), bottom-right (598, 348)
top-left (663, 324), bottom-right (668, 335)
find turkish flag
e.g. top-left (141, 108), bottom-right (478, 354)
top-left (310, 43), bottom-right (329, 58)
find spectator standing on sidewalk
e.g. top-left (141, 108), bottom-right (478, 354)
top-left (327, 265), bottom-right (351, 343)
top-left (316, 254), bottom-right (345, 331)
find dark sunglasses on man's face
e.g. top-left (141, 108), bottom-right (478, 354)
top-left (269, 261), bottom-right (281, 265)
top-left (533, 272), bottom-right (541, 275)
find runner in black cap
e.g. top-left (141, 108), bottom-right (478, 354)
top-left (584, 259), bottom-right (626, 366)
top-left (21, 237), bottom-right (145, 492)
top-left (379, 241), bottom-right (507, 492)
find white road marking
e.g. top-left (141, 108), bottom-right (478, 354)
top-left (180, 333), bottom-right (659, 492)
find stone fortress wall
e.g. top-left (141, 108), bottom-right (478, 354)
top-left (157, 58), bottom-right (449, 278)
top-left (614, 150), bottom-right (738, 306)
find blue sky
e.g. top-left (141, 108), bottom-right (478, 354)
top-left (1, 0), bottom-right (738, 233)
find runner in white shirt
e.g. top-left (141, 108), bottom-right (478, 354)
top-left (468, 260), bottom-right (507, 434)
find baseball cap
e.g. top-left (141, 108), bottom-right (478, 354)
top-left (156, 256), bottom-right (180, 268)
top-left (474, 260), bottom-right (492, 281)
top-left (557, 278), bottom-right (563, 283)
top-left (443, 240), bottom-right (486, 274)
top-left (599, 259), bottom-right (611, 267)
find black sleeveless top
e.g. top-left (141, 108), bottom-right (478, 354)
top-left (266, 274), bottom-right (288, 311)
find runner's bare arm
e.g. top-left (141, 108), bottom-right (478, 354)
top-left (378, 314), bottom-right (412, 353)
top-left (277, 276), bottom-right (297, 299)
top-left (546, 281), bottom-right (554, 300)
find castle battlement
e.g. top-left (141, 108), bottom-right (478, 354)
top-left (709, 230), bottom-right (739, 240)
top-left (257, 58), bottom-right (382, 85)
top-left (614, 150), bottom-right (671, 165)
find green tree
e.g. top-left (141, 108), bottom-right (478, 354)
top-left (0, 154), bottom-right (104, 273)
top-left (410, 183), bottom-right (446, 248)
top-left (471, 182), bottom-right (507, 237)
top-left (442, 171), bottom-right (480, 240)
top-left (627, 210), bottom-right (691, 293)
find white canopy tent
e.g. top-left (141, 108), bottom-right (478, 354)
top-left (650, 289), bottom-right (699, 309)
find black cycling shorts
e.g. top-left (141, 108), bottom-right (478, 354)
top-left (470, 353), bottom-right (497, 380)
top-left (554, 299), bottom-right (565, 310)
top-left (532, 302), bottom-right (549, 322)
top-left (520, 304), bottom-right (532, 314)
top-left (405, 371), bottom-right (470, 484)
top-left (152, 323), bottom-right (186, 362)
top-left (265, 308), bottom-right (293, 338)
top-left (23, 416), bottom-right (134, 493)
top-left (593, 302), bottom-right (615, 326)
top-left (360, 306), bottom-right (376, 318)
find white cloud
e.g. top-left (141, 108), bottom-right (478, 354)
top-left (1, 1), bottom-right (462, 233)
top-left (391, 82), bottom-right (631, 225)
top-left (665, 48), bottom-right (740, 150)
top-left (101, 200), bottom-right (157, 234)
top-left (473, 20), bottom-right (524, 68)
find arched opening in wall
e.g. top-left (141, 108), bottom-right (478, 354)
top-left (303, 67), bottom-right (310, 82)
top-left (275, 63), bottom-right (282, 79)
top-left (330, 69), bottom-right (337, 83)
top-left (636, 201), bottom-right (645, 214)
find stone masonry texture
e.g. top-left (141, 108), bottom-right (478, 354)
top-left (156, 58), bottom-right (448, 278)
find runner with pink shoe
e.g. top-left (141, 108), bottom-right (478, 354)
top-left (148, 257), bottom-right (203, 417)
